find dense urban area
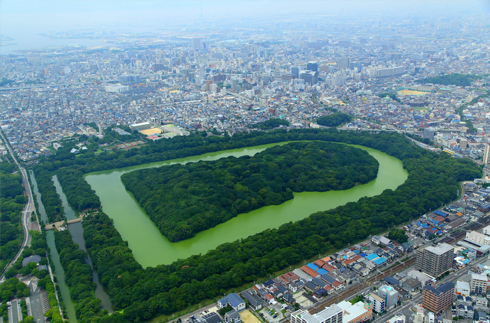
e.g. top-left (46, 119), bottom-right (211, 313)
top-left (3, 4), bottom-right (490, 323)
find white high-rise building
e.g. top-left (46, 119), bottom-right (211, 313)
top-left (484, 143), bottom-right (490, 165)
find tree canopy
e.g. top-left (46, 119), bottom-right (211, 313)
top-left (417, 73), bottom-right (483, 87)
top-left (249, 118), bottom-right (290, 130)
top-left (31, 128), bottom-right (482, 323)
top-left (122, 142), bottom-right (379, 241)
top-left (316, 113), bottom-right (352, 127)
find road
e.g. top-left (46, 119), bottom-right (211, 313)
top-left (8, 300), bottom-right (22, 323)
top-left (27, 281), bottom-right (46, 323)
top-left (0, 131), bottom-right (37, 282)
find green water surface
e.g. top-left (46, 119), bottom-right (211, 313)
top-left (85, 142), bottom-right (408, 268)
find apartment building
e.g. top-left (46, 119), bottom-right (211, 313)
top-left (422, 282), bottom-right (455, 313)
top-left (416, 243), bottom-right (454, 278)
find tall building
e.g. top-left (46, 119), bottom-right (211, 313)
top-left (470, 273), bottom-right (488, 295)
top-left (299, 71), bottom-right (318, 85)
top-left (291, 305), bottom-right (343, 323)
top-left (307, 61), bottom-right (318, 72)
top-left (193, 38), bottom-right (201, 50)
top-left (484, 144), bottom-right (490, 165)
top-left (416, 243), bottom-right (454, 278)
top-left (291, 66), bottom-right (300, 78)
top-left (423, 128), bottom-right (435, 141)
top-left (422, 282), bottom-right (455, 313)
top-left (378, 286), bottom-right (399, 309)
top-left (336, 57), bottom-right (351, 69)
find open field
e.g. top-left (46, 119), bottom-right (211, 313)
top-left (241, 310), bottom-right (262, 323)
top-left (140, 128), bottom-right (162, 135)
top-left (398, 90), bottom-right (430, 96)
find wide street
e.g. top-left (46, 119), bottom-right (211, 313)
top-left (0, 131), bottom-right (37, 282)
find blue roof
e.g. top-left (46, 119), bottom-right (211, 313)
top-left (384, 276), bottom-right (399, 285)
top-left (434, 210), bottom-right (448, 217)
top-left (353, 250), bottom-right (360, 254)
top-left (421, 224), bottom-right (429, 228)
top-left (462, 259), bottom-right (470, 264)
top-left (339, 267), bottom-right (346, 273)
top-left (219, 293), bottom-right (245, 308)
top-left (360, 253), bottom-right (367, 257)
top-left (307, 263), bottom-right (319, 271)
top-left (317, 268), bottom-right (327, 275)
top-left (365, 253), bottom-right (379, 261)
top-left (373, 257), bottom-right (387, 265)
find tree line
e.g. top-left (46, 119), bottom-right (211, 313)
top-left (45, 129), bottom-right (480, 323)
top-left (54, 230), bottom-right (105, 322)
top-left (417, 73), bottom-right (483, 87)
top-left (0, 160), bottom-right (26, 273)
top-left (122, 142), bottom-right (378, 242)
top-left (249, 118), bottom-right (290, 130)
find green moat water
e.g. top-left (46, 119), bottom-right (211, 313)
top-left (85, 142), bottom-right (408, 268)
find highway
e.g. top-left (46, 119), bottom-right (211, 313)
top-left (0, 131), bottom-right (37, 282)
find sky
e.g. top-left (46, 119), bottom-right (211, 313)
top-left (1, 1), bottom-right (490, 49)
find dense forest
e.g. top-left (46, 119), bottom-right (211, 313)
top-left (0, 160), bottom-right (26, 272)
top-left (249, 118), bottom-right (290, 130)
top-left (316, 113), bottom-right (352, 127)
top-left (417, 73), bottom-right (483, 87)
top-left (28, 128), bottom-right (482, 322)
top-left (47, 129), bottom-right (479, 323)
top-left (122, 142), bottom-right (379, 241)
top-left (54, 230), bottom-right (105, 322)
top-left (32, 167), bottom-right (64, 222)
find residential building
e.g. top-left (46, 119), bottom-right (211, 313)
top-left (336, 301), bottom-right (373, 323)
top-left (368, 293), bottom-right (385, 313)
top-left (202, 312), bottom-right (223, 323)
top-left (218, 293), bottom-right (246, 312)
top-left (456, 281), bottom-right (470, 296)
top-left (416, 243), bottom-right (454, 278)
top-left (291, 305), bottom-right (343, 323)
top-left (240, 291), bottom-right (262, 311)
top-left (422, 282), bottom-right (455, 313)
top-left (470, 273), bottom-right (488, 295)
top-left (465, 231), bottom-right (490, 246)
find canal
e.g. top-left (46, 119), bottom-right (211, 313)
top-left (30, 171), bottom-right (113, 323)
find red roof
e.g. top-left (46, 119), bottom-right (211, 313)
top-left (322, 264), bottom-right (337, 272)
top-left (332, 281), bottom-right (342, 287)
top-left (301, 265), bottom-right (319, 278)
top-left (434, 216), bottom-right (445, 222)
top-left (313, 259), bottom-right (325, 267)
top-left (324, 285), bottom-right (333, 292)
top-left (265, 294), bottom-right (273, 301)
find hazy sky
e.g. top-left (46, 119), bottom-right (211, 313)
top-left (1, 1), bottom-right (490, 39)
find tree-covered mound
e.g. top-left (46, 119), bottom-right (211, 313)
top-left (417, 73), bottom-right (483, 87)
top-left (316, 113), bottom-right (352, 127)
top-left (121, 142), bottom-right (379, 242)
top-left (249, 118), bottom-right (290, 130)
